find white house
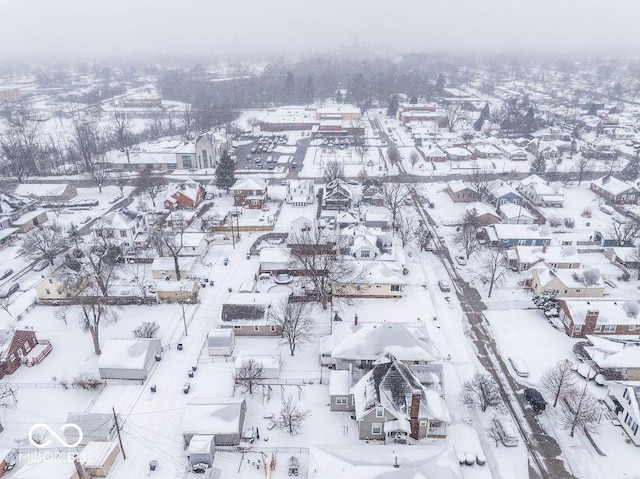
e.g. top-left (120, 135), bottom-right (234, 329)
top-left (518, 174), bottom-right (564, 207)
top-left (499, 203), bottom-right (536, 224)
top-left (207, 329), bottom-right (235, 356)
top-left (177, 232), bottom-right (209, 259)
top-left (92, 209), bottom-right (141, 248)
top-left (286, 180), bottom-right (315, 206)
top-left (607, 382), bottom-right (640, 446)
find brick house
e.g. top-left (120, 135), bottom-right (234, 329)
top-left (230, 177), bottom-right (268, 209)
top-left (446, 180), bottom-right (479, 203)
top-left (0, 329), bottom-right (51, 379)
top-left (164, 180), bottom-right (205, 209)
top-left (558, 299), bottom-right (640, 338)
top-left (590, 176), bottom-right (639, 205)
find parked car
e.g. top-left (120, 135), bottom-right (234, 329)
top-left (524, 387), bottom-right (546, 413)
top-left (508, 357), bottom-right (530, 378)
top-left (1, 283), bottom-right (19, 297)
top-left (291, 162), bottom-right (298, 169)
top-left (0, 269), bottom-right (12, 280)
top-left (600, 205), bottom-right (614, 215)
top-left (108, 195), bottom-right (124, 204)
top-left (492, 416), bottom-right (519, 447)
top-left (438, 280), bottom-right (451, 292)
top-left (83, 215), bottom-right (92, 223)
top-left (33, 259), bottom-right (50, 271)
top-left (455, 255), bottom-right (467, 266)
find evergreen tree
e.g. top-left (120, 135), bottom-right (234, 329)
top-left (304, 75), bottom-right (315, 104)
top-left (435, 73), bottom-right (445, 95)
top-left (587, 103), bottom-right (598, 116)
top-left (530, 157), bottom-right (547, 175)
top-left (215, 150), bottom-right (236, 193)
top-left (387, 94), bottom-right (399, 117)
top-left (621, 153), bottom-right (640, 181)
top-left (473, 103), bottom-right (490, 131)
top-left (284, 71), bottom-right (295, 103)
top-left (409, 96), bottom-right (418, 104)
top-left (335, 90), bottom-right (344, 103)
top-left (523, 106), bottom-right (535, 134)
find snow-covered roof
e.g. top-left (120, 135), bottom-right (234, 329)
top-left (182, 397), bottom-right (245, 437)
top-left (166, 179), bottom-right (203, 203)
top-left (177, 232), bottom-right (206, 248)
top-left (329, 370), bottom-right (351, 396)
top-left (499, 203), bottom-right (535, 220)
top-left (489, 224), bottom-right (550, 240)
top-left (519, 174), bottom-right (546, 186)
top-left (14, 183), bottom-right (70, 198)
top-left (535, 267), bottom-right (604, 290)
top-left (10, 459), bottom-right (77, 479)
top-left (330, 322), bottom-right (439, 362)
top-left (155, 280), bottom-right (197, 293)
top-left (187, 434), bottom-right (215, 455)
top-left (81, 441), bottom-right (118, 468)
top-left (94, 210), bottom-right (137, 231)
top-left (357, 262), bottom-right (405, 285)
top-left (258, 247), bottom-right (290, 264)
top-left (234, 355), bottom-right (280, 370)
top-left (308, 445), bottom-right (463, 479)
top-left (231, 177), bottom-right (267, 191)
top-left (207, 329), bottom-right (234, 348)
top-left (591, 176), bottom-right (637, 196)
top-left (564, 299), bottom-right (640, 326)
top-left (446, 180), bottom-right (475, 193)
top-left (491, 183), bottom-right (521, 198)
top-left (151, 256), bottom-right (196, 272)
top-left (515, 245), bottom-right (580, 265)
top-left (98, 338), bottom-right (161, 371)
top-left (585, 335), bottom-right (640, 368)
top-left (466, 202), bottom-right (498, 218)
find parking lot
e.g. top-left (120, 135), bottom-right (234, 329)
top-left (233, 134), bottom-right (293, 172)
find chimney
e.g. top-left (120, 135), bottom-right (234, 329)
top-left (584, 309), bottom-right (600, 335)
top-left (354, 314), bottom-right (358, 326)
top-left (409, 389), bottom-right (421, 440)
top-left (542, 245), bottom-right (548, 253)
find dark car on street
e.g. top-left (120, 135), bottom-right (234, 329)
top-left (524, 387), bottom-right (547, 413)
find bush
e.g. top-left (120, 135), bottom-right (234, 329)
top-left (548, 216), bottom-right (562, 227)
top-left (72, 372), bottom-right (104, 390)
top-left (581, 208), bottom-right (592, 218)
top-left (133, 321), bottom-right (160, 339)
top-left (564, 217), bottom-right (575, 228)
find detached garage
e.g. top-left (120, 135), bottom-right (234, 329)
top-left (98, 339), bottom-right (162, 380)
top-left (81, 441), bottom-right (120, 477)
top-left (207, 330), bottom-right (235, 356)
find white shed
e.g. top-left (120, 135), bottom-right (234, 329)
top-left (187, 434), bottom-right (216, 466)
top-left (207, 330), bottom-right (235, 356)
top-left (98, 338), bottom-right (162, 380)
top-left (258, 247), bottom-right (290, 273)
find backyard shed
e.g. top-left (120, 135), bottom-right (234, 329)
top-left (98, 338), bottom-right (162, 380)
top-left (81, 441), bottom-right (120, 477)
top-left (187, 435), bottom-right (216, 466)
top-left (207, 330), bottom-right (235, 356)
top-left (65, 413), bottom-right (116, 445)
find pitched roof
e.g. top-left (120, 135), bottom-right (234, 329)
top-left (231, 177), bottom-right (267, 191)
top-left (592, 175), bottom-right (637, 196)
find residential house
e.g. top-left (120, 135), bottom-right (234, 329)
top-left (606, 382), bottom-right (640, 446)
top-left (446, 180), bottom-right (479, 203)
top-left (558, 299), bottom-right (640, 338)
top-left (444, 146), bottom-right (474, 161)
top-left (218, 293), bottom-right (288, 336)
top-left (35, 260), bottom-right (89, 300)
top-left (420, 144), bottom-right (447, 162)
top-left (360, 184), bottom-right (384, 206)
top-left (334, 262), bottom-right (405, 298)
top-left (499, 203), bottom-right (536, 225)
top-left (486, 183), bottom-right (523, 210)
top-left (285, 180), bottom-right (315, 206)
top-left (507, 245), bottom-right (581, 271)
top-left (258, 247), bottom-right (290, 273)
top-left (349, 355), bottom-right (450, 441)
top-left (473, 143), bottom-right (503, 159)
top-left (532, 267), bottom-right (605, 298)
top-left (92, 209), bottom-right (141, 249)
top-left (230, 177), bottom-right (268, 209)
top-left (594, 229), bottom-right (636, 248)
top-left (14, 183), bottom-right (77, 201)
top-left (605, 247), bottom-right (640, 270)
top-left (527, 139), bottom-right (560, 160)
top-left (584, 137), bottom-right (616, 158)
top-left (324, 179), bottom-right (353, 210)
top-left (182, 397), bottom-right (246, 446)
top-left (466, 202), bottom-right (500, 226)
top-left (483, 224), bottom-right (551, 247)
top-left (361, 209), bottom-right (392, 230)
top-left (0, 193), bottom-right (38, 226)
top-left (320, 322), bottom-right (441, 370)
top-left (498, 142), bottom-right (529, 161)
top-left (176, 232), bottom-right (208, 259)
top-left (335, 211), bottom-right (359, 230)
top-left (164, 179), bottom-right (206, 209)
top-left (530, 127), bottom-right (572, 142)
top-left (0, 329), bottom-right (51, 379)
top-left (518, 174), bottom-right (564, 207)
top-left (156, 280), bottom-right (199, 302)
top-left (584, 335), bottom-right (640, 380)
top-left (590, 176), bottom-right (639, 205)
top-left (151, 257), bottom-right (195, 280)
top-left (9, 209), bottom-right (48, 233)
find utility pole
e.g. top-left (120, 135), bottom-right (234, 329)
top-left (230, 213), bottom-right (236, 249)
top-left (112, 407), bottom-right (126, 460)
top-left (73, 454), bottom-right (87, 479)
top-left (180, 285), bottom-right (188, 336)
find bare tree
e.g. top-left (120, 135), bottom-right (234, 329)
top-left (409, 151), bottom-right (420, 169)
top-left (18, 221), bottom-right (69, 265)
top-left (287, 226), bottom-right (357, 310)
top-left (233, 358), bottom-right (264, 395)
top-left (476, 247), bottom-right (511, 298)
top-left (0, 296), bottom-right (11, 316)
top-left (357, 167), bottom-right (369, 183)
top-left (113, 169), bottom-right (128, 195)
top-left (468, 168), bottom-right (495, 200)
top-left (323, 158), bottom-right (345, 183)
top-left (268, 298), bottom-right (314, 356)
top-left (71, 115), bottom-right (101, 174)
top-left (486, 420), bottom-right (503, 447)
top-left (109, 111), bottom-right (136, 167)
top-left (387, 144), bottom-right (401, 167)
top-left (136, 174), bottom-right (166, 208)
top-left (629, 245), bottom-right (640, 280)
top-left (247, 117), bottom-right (260, 136)
top-left (573, 156), bottom-right (595, 186)
top-left (154, 213), bottom-right (186, 280)
top-left (274, 395), bottom-right (311, 436)
top-left (559, 382), bottom-right (601, 437)
top-left (0, 105), bottom-right (42, 182)
top-left (133, 321), bottom-right (160, 339)
top-left (352, 122), bottom-right (369, 163)
top-left (379, 182), bottom-right (411, 232)
top-left (71, 372), bottom-right (104, 390)
top-left (610, 219), bottom-right (640, 246)
top-left (454, 209), bottom-right (481, 259)
top-left (79, 301), bottom-right (118, 356)
top-left (460, 372), bottom-right (503, 413)
top-left (396, 215), bottom-right (418, 248)
top-left (540, 360), bottom-right (577, 408)
top-left (446, 103), bottom-right (465, 132)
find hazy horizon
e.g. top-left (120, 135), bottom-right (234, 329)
top-left (1, 0), bottom-right (640, 63)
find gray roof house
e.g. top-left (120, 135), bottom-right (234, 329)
top-left (349, 355), bottom-right (450, 442)
top-left (219, 293), bottom-right (288, 336)
top-left (98, 338), bottom-right (162, 380)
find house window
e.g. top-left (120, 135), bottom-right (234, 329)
top-left (391, 285), bottom-right (401, 292)
top-left (9, 354), bottom-right (16, 362)
top-left (371, 423), bottom-right (382, 435)
top-left (270, 325), bottom-right (276, 332)
top-left (419, 420), bottom-right (427, 427)
top-left (253, 326), bottom-right (260, 332)
top-left (120, 230), bottom-right (127, 238)
top-left (603, 324), bottom-right (616, 333)
top-left (335, 397), bottom-right (348, 405)
top-left (361, 250), bottom-right (370, 258)
top-left (375, 407), bottom-right (384, 418)
top-left (233, 326), bottom-right (242, 330)
top-left (181, 156), bottom-right (192, 168)
top-left (45, 289), bottom-right (51, 295)
top-left (622, 195), bottom-right (626, 201)
top-left (575, 289), bottom-right (581, 293)
top-left (594, 325), bottom-right (602, 332)
top-left (630, 325), bottom-right (637, 331)
top-left (563, 290), bottom-right (568, 294)
top-left (24, 342), bottom-right (31, 353)
top-left (573, 324), bottom-right (582, 332)
top-left (629, 195), bottom-right (635, 201)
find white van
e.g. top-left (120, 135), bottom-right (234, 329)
top-left (493, 416), bottom-right (519, 447)
top-left (508, 357), bottom-right (530, 378)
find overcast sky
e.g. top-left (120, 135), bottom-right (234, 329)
top-left (1, 0), bottom-right (639, 62)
